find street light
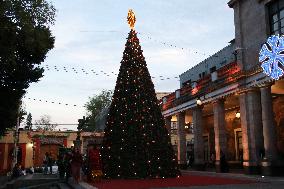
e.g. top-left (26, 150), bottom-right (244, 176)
top-left (196, 98), bottom-right (202, 106)
top-left (235, 111), bottom-right (241, 118)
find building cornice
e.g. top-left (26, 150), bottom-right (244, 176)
top-left (228, 0), bottom-right (239, 8)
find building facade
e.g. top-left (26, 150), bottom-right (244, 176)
top-left (162, 0), bottom-right (284, 175)
top-left (0, 130), bottom-right (103, 174)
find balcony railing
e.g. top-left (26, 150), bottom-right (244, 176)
top-left (162, 61), bottom-right (241, 111)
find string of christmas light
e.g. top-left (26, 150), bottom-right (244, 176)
top-left (77, 30), bottom-right (220, 57)
top-left (41, 41), bottom-right (264, 84)
top-left (77, 30), bottom-right (264, 58)
top-left (42, 64), bottom-right (180, 81)
top-left (25, 97), bottom-right (81, 107)
top-left (137, 32), bottom-right (208, 56)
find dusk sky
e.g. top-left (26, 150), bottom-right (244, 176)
top-left (22, 0), bottom-right (235, 130)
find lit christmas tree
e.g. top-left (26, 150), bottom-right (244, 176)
top-left (101, 9), bottom-right (180, 179)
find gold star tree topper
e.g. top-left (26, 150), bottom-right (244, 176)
top-left (127, 9), bottom-right (136, 30)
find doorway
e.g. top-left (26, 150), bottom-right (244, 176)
top-left (234, 128), bottom-right (243, 161)
top-left (203, 134), bottom-right (210, 162)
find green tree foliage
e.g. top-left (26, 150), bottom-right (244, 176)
top-left (101, 30), bottom-right (180, 179)
top-left (0, 0), bottom-right (56, 136)
top-left (19, 104), bottom-right (27, 123)
top-left (83, 90), bottom-right (113, 131)
top-left (25, 112), bottom-right (32, 130)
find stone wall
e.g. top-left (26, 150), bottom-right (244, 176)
top-left (231, 0), bottom-right (271, 71)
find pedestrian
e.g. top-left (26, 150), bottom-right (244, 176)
top-left (57, 154), bottom-right (65, 179)
top-left (48, 152), bottom-right (53, 174)
top-left (43, 152), bottom-right (49, 174)
top-left (71, 148), bottom-right (83, 183)
top-left (210, 152), bottom-right (216, 167)
top-left (11, 163), bottom-right (23, 179)
top-left (64, 151), bottom-right (72, 182)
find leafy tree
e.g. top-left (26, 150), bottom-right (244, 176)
top-left (83, 90), bottom-right (113, 131)
top-left (25, 112), bottom-right (32, 130)
top-left (34, 114), bottom-right (57, 131)
top-left (19, 103), bottom-right (27, 123)
top-left (101, 30), bottom-right (180, 179)
top-left (0, 0), bottom-right (56, 136)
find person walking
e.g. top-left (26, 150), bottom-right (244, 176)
top-left (64, 151), bottom-right (72, 182)
top-left (57, 154), bottom-right (65, 179)
top-left (47, 152), bottom-right (53, 174)
top-left (71, 148), bottom-right (83, 183)
top-left (43, 152), bottom-right (49, 174)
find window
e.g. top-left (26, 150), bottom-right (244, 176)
top-left (171, 121), bottom-right (177, 130)
top-left (162, 97), bottom-right (167, 104)
top-left (269, 0), bottom-right (284, 35)
top-left (220, 60), bottom-right (227, 65)
top-left (210, 66), bottom-right (216, 73)
top-left (182, 79), bottom-right (191, 87)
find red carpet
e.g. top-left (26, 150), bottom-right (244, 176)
top-left (89, 174), bottom-right (256, 189)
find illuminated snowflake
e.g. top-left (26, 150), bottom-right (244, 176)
top-left (259, 35), bottom-right (284, 80)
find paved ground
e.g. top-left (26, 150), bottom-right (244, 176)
top-left (89, 170), bottom-right (284, 189)
top-left (2, 170), bottom-right (284, 189)
top-left (167, 170), bottom-right (284, 189)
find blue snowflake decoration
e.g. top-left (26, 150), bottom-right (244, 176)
top-left (259, 35), bottom-right (284, 80)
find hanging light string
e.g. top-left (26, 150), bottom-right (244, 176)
top-left (42, 64), bottom-right (180, 81)
top-left (25, 97), bottom-right (81, 107)
top-left (77, 30), bottom-right (225, 58)
top-left (77, 30), bottom-right (208, 56)
top-left (137, 32), bottom-right (207, 56)
top-left (78, 30), bottom-right (265, 59)
top-left (41, 35), bottom-right (265, 82)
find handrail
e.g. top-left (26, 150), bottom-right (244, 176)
top-left (162, 61), bottom-right (241, 111)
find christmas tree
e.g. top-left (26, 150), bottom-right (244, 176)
top-left (101, 10), bottom-right (180, 179)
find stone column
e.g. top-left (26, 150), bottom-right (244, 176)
top-left (177, 112), bottom-right (187, 168)
top-left (165, 116), bottom-right (172, 138)
top-left (213, 99), bottom-right (227, 172)
top-left (192, 106), bottom-right (205, 170)
top-left (260, 85), bottom-right (279, 175)
top-left (239, 89), bottom-right (264, 174)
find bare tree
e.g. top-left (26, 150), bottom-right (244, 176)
top-left (34, 115), bottom-right (57, 131)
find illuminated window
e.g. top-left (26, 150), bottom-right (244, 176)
top-left (171, 121), bottom-right (177, 130)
